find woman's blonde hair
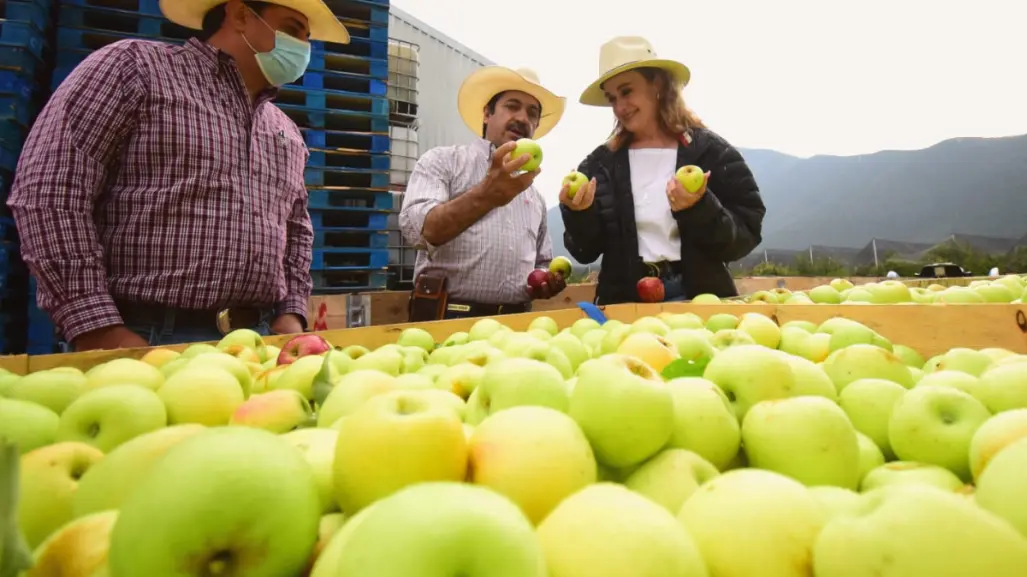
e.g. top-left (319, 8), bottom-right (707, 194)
top-left (606, 67), bottom-right (705, 151)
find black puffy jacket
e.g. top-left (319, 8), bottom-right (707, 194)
top-left (561, 128), bottom-right (766, 305)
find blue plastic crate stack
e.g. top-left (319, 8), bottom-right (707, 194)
top-left (301, 0), bottom-right (392, 294)
top-left (0, 0), bottom-right (59, 354)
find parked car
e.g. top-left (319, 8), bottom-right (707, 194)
top-left (914, 262), bottom-right (973, 278)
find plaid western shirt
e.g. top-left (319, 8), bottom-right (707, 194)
top-left (399, 138), bottom-right (552, 304)
top-left (8, 38), bottom-right (313, 342)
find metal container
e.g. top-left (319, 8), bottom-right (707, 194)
top-left (388, 6), bottom-right (494, 152)
top-left (389, 125), bottom-right (418, 186)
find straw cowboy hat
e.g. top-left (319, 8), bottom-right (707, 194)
top-left (457, 66), bottom-right (566, 139)
top-left (160, 0), bottom-right (351, 44)
top-left (579, 36), bottom-right (690, 106)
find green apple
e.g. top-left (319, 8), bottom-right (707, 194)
top-left (888, 385), bottom-right (991, 480)
top-left (690, 293), bottom-right (721, 304)
top-left (468, 405), bottom-right (595, 524)
top-left (974, 362), bottom-right (1027, 413)
top-left (351, 349), bottom-right (403, 376)
top-left (968, 408), bottom-right (1027, 481)
top-left (812, 484), bottom-right (1027, 577)
top-left (664, 377), bottom-right (740, 470)
top-left (808, 486), bottom-right (863, 520)
top-left (974, 436), bottom-right (1027, 537)
top-left (547, 332), bottom-right (590, 372)
top-left (334, 389), bottom-right (468, 513)
top-left (0, 369), bottom-right (21, 395)
top-left (252, 364), bottom-right (287, 394)
top-left (868, 279), bottom-right (912, 303)
top-left (304, 512), bottom-right (347, 574)
top-left (829, 278), bottom-right (854, 291)
top-left (273, 354), bottom-right (333, 400)
top-left (742, 396), bottom-right (861, 489)
top-left (860, 461), bottom-right (966, 492)
top-left (598, 323), bottom-right (632, 354)
top-left (539, 483), bottom-right (707, 577)
top-left (5, 368), bottom-right (86, 414)
top-left (397, 327), bottom-right (435, 352)
top-left (22, 509), bottom-right (118, 577)
top-left (678, 469), bottom-right (827, 576)
top-left (856, 431), bottom-right (885, 480)
top-left (784, 354), bottom-right (839, 401)
top-left (580, 329), bottom-right (606, 357)
top-left (340, 344), bottom-right (370, 359)
top-left (441, 331), bottom-right (469, 347)
top-left (467, 318), bottom-right (506, 342)
top-left (83, 358), bottom-right (164, 392)
top-left (139, 347), bottom-right (181, 368)
top-left (180, 342), bottom-right (221, 358)
top-left (569, 354), bottom-right (674, 468)
top-left (615, 331), bottom-right (680, 372)
top-left (228, 389), bottom-right (312, 433)
top-left (107, 427), bottom-right (321, 577)
top-left (432, 362), bottom-right (484, 399)
top-left (915, 369), bottom-right (981, 398)
top-left (475, 358), bottom-right (569, 417)
top-left (808, 284), bottom-right (843, 304)
top-left (282, 428), bottom-right (339, 514)
top-left (736, 312), bottom-right (781, 348)
top-left (561, 171), bottom-right (588, 197)
top-left (0, 397), bottom-right (60, 453)
top-left (509, 137), bottom-right (542, 171)
top-left (663, 328), bottom-right (717, 365)
top-left (318, 370), bottom-right (399, 427)
top-left (57, 384), bottom-right (167, 452)
top-left (18, 441), bottom-right (105, 549)
top-left (703, 344), bottom-right (797, 419)
top-left (975, 283), bottom-right (1017, 302)
top-left (217, 328), bottom-right (267, 357)
top-left (838, 378), bottom-right (907, 459)
top-left (747, 290), bottom-right (778, 304)
top-left (822, 344), bottom-right (914, 392)
top-left (623, 448), bottom-right (719, 514)
top-left (73, 424), bottom-right (206, 517)
top-left (893, 344), bottom-right (926, 367)
top-left (660, 312), bottom-right (704, 329)
top-left (934, 347), bottom-right (995, 376)
top-left (710, 328), bottom-right (757, 349)
top-left (310, 482), bottom-right (546, 576)
top-left (630, 316), bottom-right (670, 336)
top-left (186, 352), bottom-right (254, 398)
top-left (526, 316), bottom-right (558, 337)
top-left (158, 367), bottom-right (245, 426)
top-left (548, 256), bottom-right (573, 278)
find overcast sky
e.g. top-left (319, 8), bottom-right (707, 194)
top-left (391, 0), bottom-right (1027, 205)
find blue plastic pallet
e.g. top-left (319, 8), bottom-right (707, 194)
top-left (310, 247), bottom-right (388, 271)
top-left (62, 0), bottom-right (161, 15)
top-left (313, 34), bottom-right (387, 60)
top-left (308, 52), bottom-right (387, 79)
top-left (305, 166), bottom-right (389, 189)
top-left (0, 142), bottom-right (19, 171)
top-left (309, 209), bottom-right (388, 229)
top-left (312, 228), bottom-right (388, 249)
top-left (311, 269), bottom-right (388, 292)
top-left (307, 188), bottom-right (393, 211)
top-left (58, 5), bottom-right (193, 40)
top-left (307, 149), bottom-right (390, 170)
top-left (0, 71), bottom-right (33, 101)
top-left (326, 0), bottom-right (389, 25)
top-left (0, 217), bottom-right (17, 241)
top-left (300, 128), bottom-right (389, 153)
top-left (0, 117), bottom-right (26, 148)
top-left (56, 26), bottom-right (188, 55)
top-left (0, 46), bottom-right (41, 76)
top-left (277, 86), bottom-right (388, 116)
top-left (0, 1), bottom-right (51, 34)
top-left (0, 94), bottom-right (32, 126)
top-left (293, 69), bottom-right (386, 97)
top-left (0, 20), bottom-right (46, 59)
top-left (277, 104), bottom-right (389, 133)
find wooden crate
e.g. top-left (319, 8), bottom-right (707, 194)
top-left (9, 303), bottom-right (1027, 373)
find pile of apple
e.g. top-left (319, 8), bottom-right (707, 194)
top-left (708, 274), bottom-right (1027, 305)
top-left (3, 309), bottom-right (1027, 576)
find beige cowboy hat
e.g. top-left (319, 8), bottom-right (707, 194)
top-left (160, 0), bottom-right (351, 44)
top-left (579, 36), bottom-right (690, 106)
top-left (457, 66), bottom-right (566, 139)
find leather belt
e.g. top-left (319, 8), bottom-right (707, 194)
top-left (115, 300), bottom-right (266, 335)
top-left (445, 300), bottom-right (529, 316)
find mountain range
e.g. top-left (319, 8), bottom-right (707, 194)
top-left (547, 133), bottom-right (1027, 266)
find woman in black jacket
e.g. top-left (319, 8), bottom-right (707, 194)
top-left (560, 36), bottom-right (766, 304)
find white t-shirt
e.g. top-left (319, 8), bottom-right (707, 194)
top-left (628, 148), bottom-right (681, 262)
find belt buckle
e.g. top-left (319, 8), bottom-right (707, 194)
top-left (496, 305), bottom-right (504, 314)
top-left (216, 308), bottom-right (233, 336)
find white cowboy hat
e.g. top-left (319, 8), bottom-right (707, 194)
top-left (579, 36), bottom-right (690, 106)
top-left (161, 0), bottom-right (350, 44)
top-left (457, 66), bottom-right (566, 139)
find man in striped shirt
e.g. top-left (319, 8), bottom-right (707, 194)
top-left (9, 0), bottom-right (349, 350)
top-left (400, 66), bottom-right (569, 319)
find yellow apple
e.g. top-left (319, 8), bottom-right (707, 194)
top-left (158, 367), bottom-right (245, 426)
top-left (281, 428), bottom-right (339, 514)
top-left (21, 510), bottom-right (118, 577)
top-left (615, 332), bottom-right (680, 373)
top-left (84, 358), bottom-right (164, 392)
top-left (18, 442), bottom-right (105, 548)
top-left (139, 348), bottom-right (181, 368)
top-left (228, 389), bottom-right (313, 433)
top-left (316, 369), bottom-right (398, 426)
top-left (969, 408), bottom-right (1027, 481)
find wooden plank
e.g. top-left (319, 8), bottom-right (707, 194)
top-left (0, 355), bottom-right (29, 375)
top-left (21, 303), bottom-right (1027, 372)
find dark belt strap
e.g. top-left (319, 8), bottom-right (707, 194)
top-left (640, 260), bottom-right (682, 279)
top-left (445, 299), bottom-right (529, 316)
top-left (115, 300), bottom-right (266, 332)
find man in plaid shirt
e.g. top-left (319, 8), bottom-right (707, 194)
top-left (9, 0), bottom-right (349, 350)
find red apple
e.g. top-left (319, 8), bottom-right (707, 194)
top-left (277, 334), bottom-right (332, 365)
top-left (527, 269), bottom-right (550, 292)
top-left (637, 277), bottom-right (665, 303)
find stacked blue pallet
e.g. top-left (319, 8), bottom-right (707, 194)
top-left (300, 0), bottom-right (391, 294)
top-left (0, 0), bottom-right (57, 354)
top-left (50, 0), bottom-right (393, 295)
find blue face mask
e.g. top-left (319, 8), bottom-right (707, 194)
top-left (242, 11), bottom-right (311, 86)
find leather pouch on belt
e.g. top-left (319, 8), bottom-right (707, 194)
top-left (409, 274), bottom-right (448, 322)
